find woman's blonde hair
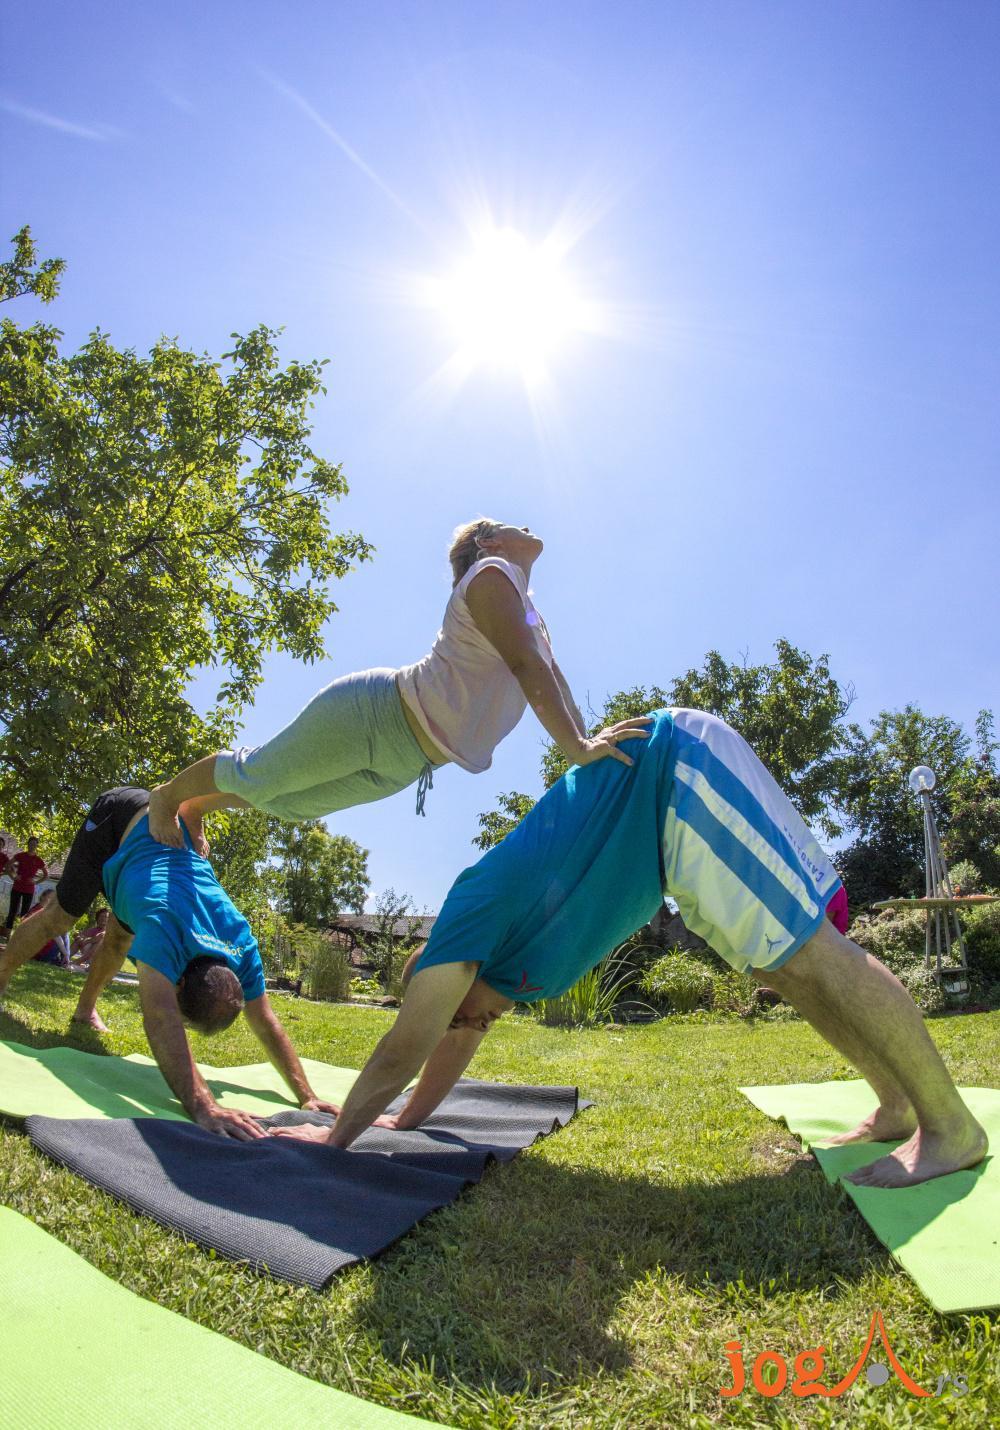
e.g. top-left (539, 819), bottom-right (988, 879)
top-left (448, 517), bottom-right (502, 586)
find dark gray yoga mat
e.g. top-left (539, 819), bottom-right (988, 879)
top-left (26, 1079), bottom-right (589, 1289)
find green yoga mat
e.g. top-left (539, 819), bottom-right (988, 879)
top-left (741, 1079), bottom-right (1000, 1313)
top-left (0, 1039), bottom-right (359, 1121)
top-left (0, 1209), bottom-right (439, 1428)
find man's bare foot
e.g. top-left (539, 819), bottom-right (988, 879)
top-left (71, 1008), bottom-right (109, 1033)
top-left (845, 1118), bottom-right (988, 1189)
top-left (822, 1103), bottom-right (918, 1147)
top-left (147, 785), bottom-right (184, 849)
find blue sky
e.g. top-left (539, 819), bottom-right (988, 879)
top-left (3, 1), bottom-right (998, 910)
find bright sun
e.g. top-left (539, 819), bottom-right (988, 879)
top-left (428, 227), bottom-right (593, 385)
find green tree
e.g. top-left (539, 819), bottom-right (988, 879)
top-left (205, 806), bottom-right (282, 915)
top-left (942, 710), bottom-right (1000, 890)
top-left (540, 683), bottom-right (670, 789)
top-left (836, 705), bottom-right (972, 906)
top-left (275, 821), bottom-right (369, 926)
top-left (472, 790), bottom-right (537, 852)
top-left (0, 226), bottom-right (371, 829)
top-left (477, 644), bottom-right (850, 850)
top-left (667, 642), bottom-right (849, 834)
top-left (353, 887), bottom-right (425, 990)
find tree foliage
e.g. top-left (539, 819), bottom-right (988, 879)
top-left (353, 887), bottom-right (425, 990)
top-left (835, 704), bottom-right (972, 905)
top-left (478, 644), bottom-right (850, 851)
top-left (667, 642), bottom-right (850, 834)
top-left (274, 821), bottom-right (370, 926)
top-left (941, 711), bottom-right (1000, 891)
top-left (472, 790), bottom-right (537, 852)
top-left (0, 226), bottom-right (371, 829)
top-left (205, 806), bottom-right (282, 915)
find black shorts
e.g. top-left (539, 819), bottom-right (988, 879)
top-left (55, 787), bottom-right (150, 920)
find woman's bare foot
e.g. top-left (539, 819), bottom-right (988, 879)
top-left (177, 803), bottom-right (210, 858)
top-left (822, 1103), bottom-right (918, 1147)
top-left (845, 1117), bottom-right (988, 1188)
top-left (71, 1007), bottom-right (109, 1033)
top-left (147, 784), bottom-right (185, 849)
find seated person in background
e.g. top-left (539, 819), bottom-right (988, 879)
top-left (274, 709), bottom-right (987, 1190)
top-left (70, 907), bottom-right (111, 967)
top-left (0, 788), bottom-right (341, 1140)
top-left (25, 890), bottom-right (71, 966)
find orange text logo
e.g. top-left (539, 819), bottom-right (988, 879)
top-left (719, 1311), bottom-right (933, 1399)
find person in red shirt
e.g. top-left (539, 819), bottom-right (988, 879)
top-left (5, 838), bottom-right (49, 930)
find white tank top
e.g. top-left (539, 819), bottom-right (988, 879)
top-left (396, 557), bottom-right (552, 774)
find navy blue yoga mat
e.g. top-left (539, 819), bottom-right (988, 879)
top-left (27, 1079), bottom-right (590, 1288)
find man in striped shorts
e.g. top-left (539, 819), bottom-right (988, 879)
top-left (273, 710), bottom-right (987, 1188)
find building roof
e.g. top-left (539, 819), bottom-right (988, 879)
top-left (328, 912), bottom-right (437, 940)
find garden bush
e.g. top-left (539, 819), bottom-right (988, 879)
top-left (850, 896), bottom-right (1000, 1002)
top-left (710, 968), bottom-right (758, 1015)
top-left (296, 929), bottom-right (351, 1002)
top-left (963, 899), bottom-right (1000, 981)
top-left (533, 955), bottom-right (637, 1027)
top-left (639, 950), bottom-right (715, 1014)
top-left (847, 908), bottom-right (925, 976)
top-left (948, 858), bottom-right (982, 895)
top-left (898, 963), bottom-right (949, 1014)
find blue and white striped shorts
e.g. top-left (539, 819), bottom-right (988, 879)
top-left (663, 708), bottom-right (841, 974)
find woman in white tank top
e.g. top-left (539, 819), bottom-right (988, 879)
top-left (146, 518), bottom-right (649, 852)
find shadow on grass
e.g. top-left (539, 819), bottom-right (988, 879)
top-left (1, 964), bottom-right (140, 1036)
top-left (362, 1151), bottom-right (886, 1386)
top-left (0, 994), bottom-right (112, 1056)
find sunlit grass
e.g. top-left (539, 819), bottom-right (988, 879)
top-left (1, 965), bottom-right (998, 1427)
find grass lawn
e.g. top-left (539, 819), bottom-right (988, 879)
top-left (2, 965), bottom-right (999, 1428)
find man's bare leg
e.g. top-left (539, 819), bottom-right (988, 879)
top-left (147, 755), bottom-right (239, 850)
top-left (0, 899), bottom-right (75, 997)
top-left (71, 916), bottom-right (132, 1033)
top-left (754, 965), bottom-right (918, 1144)
top-left (763, 919), bottom-right (986, 1187)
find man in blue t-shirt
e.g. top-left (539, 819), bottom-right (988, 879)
top-left (273, 710), bottom-right (987, 1190)
top-left (0, 788), bottom-right (340, 1140)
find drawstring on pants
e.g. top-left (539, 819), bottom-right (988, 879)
top-left (415, 761), bottom-right (434, 817)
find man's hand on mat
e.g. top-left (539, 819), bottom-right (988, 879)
top-left (575, 716), bottom-right (653, 768)
top-left (269, 1111), bottom-right (399, 1143)
top-left (194, 1105), bottom-right (267, 1140)
top-left (300, 1097), bottom-right (341, 1116)
top-left (270, 1123), bottom-right (333, 1144)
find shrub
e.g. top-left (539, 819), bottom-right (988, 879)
top-left (710, 969), bottom-right (758, 1015)
top-left (898, 963), bottom-right (948, 1015)
top-left (277, 926), bottom-right (352, 1002)
top-left (963, 900), bottom-right (1000, 981)
top-left (533, 955), bottom-right (638, 1027)
top-left (348, 975), bottom-right (375, 998)
top-left (848, 909), bottom-right (925, 977)
top-left (639, 950), bottom-right (714, 1014)
top-left (385, 948), bottom-right (414, 1004)
top-left (948, 859), bottom-right (982, 895)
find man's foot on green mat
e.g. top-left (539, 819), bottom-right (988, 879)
top-left (845, 1118), bottom-right (988, 1188)
top-left (147, 785), bottom-right (185, 849)
top-left (71, 1008), bottom-right (109, 1033)
top-left (822, 1103), bottom-right (917, 1147)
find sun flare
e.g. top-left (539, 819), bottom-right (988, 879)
top-left (426, 227), bottom-right (594, 385)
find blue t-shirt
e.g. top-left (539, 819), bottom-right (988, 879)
top-left (102, 815), bottom-right (265, 1001)
top-left (415, 711), bottom-right (676, 1000)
